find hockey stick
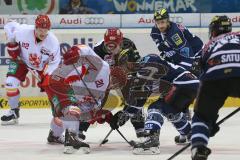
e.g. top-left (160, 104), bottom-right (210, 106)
top-left (99, 129), bottom-right (113, 146)
top-left (167, 107), bottom-right (240, 160)
top-left (116, 128), bottom-right (136, 147)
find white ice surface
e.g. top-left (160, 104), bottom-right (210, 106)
top-left (0, 108), bottom-right (240, 160)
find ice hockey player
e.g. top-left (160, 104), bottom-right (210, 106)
top-left (1, 15), bottom-right (61, 125)
top-left (151, 8), bottom-right (203, 74)
top-left (42, 44), bottom-right (127, 153)
top-left (191, 16), bottom-right (238, 160)
top-left (78, 28), bottom-right (148, 141)
top-left (132, 54), bottom-right (199, 154)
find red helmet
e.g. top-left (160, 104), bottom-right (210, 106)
top-left (104, 28), bottom-right (123, 46)
top-left (35, 14), bottom-right (51, 30)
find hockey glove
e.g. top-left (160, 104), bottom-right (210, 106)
top-left (88, 109), bottom-right (113, 124)
top-left (6, 42), bottom-right (20, 60)
top-left (37, 74), bottom-right (50, 92)
top-left (163, 50), bottom-right (182, 64)
top-left (63, 46), bottom-right (80, 65)
top-left (110, 110), bottom-right (130, 130)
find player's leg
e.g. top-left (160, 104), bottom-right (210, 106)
top-left (123, 102), bottom-right (146, 141)
top-left (43, 78), bottom-right (90, 154)
top-left (47, 116), bottom-right (65, 144)
top-left (43, 87), bottom-right (65, 144)
top-left (191, 80), bottom-right (228, 160)
top-left (121, 80), bottom-right (149, 141)
top-left (133, 99), bottom-right (162, 154)
top-left (61, 105), bottom-right (90, 154)
top-left (1, 60), bottom-right (28, 125)
top-left (165, 87), bottom-right (196, 144)
top-left (78, 121), bottom-right (90, 140)
top-left (160, 101), bottom-right (192, 145)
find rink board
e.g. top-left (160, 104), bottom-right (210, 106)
top-left (0, 96), bottom-right (240, 109)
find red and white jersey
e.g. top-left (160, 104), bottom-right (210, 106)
top-left (51, 45), bottom-right (110, 110)
top-left (4, 21), bottom-right (61, 75)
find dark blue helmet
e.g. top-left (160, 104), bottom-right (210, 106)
top-left (138, 54), bottom-right (168, 81)
top-left (140, 54), bottom-right (163, 64)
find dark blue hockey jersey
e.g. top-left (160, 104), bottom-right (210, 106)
top-left (137, 54), bottom-right (199, 90)
top-left (200, 32), bottom-right (240, 81)
top-left (150, 22), bottom-right (203, 70)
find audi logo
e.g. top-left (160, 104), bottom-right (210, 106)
top-left (84, 17), bottom-right (104, 25)
top-left (170, 16), bottom-right (183, 24)
top-left (8, 17), bottom-right (28, 24)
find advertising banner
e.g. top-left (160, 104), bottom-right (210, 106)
top-left (201, 13), bottom-right (240, 27)
top-left (121, 13), bottom-right (200, 28)
top-left (1, 0), bottom-right (240, 15)
top-left (50, 14), bottom-right (121, 28)
top-left (0, 15), bottom-right (37, 28)
top-left (59, 0), bottom-right (199, 14)
top-left (0, 13), bottom-right (201, 29)
top-left (0, 0), bottom-right (58, 14)
top-left (0, 14), bottom-right (121, 29)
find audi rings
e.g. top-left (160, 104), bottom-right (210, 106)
top-left (84, 17), bottom-right (104, 25)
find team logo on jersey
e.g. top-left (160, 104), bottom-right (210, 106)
top-left (171, 33), bottom-right (183, 46)
top-left (29, 53), bottom-right (42, 68)
top-left (67, 89), bottom-right (78, 103)
top-left (22, 42), bottom-right (29, 49)
top-left (52, 95), bottom-right (60, 108)
top-left (95, 79), bottom-right (104, 88)
top-left (180, 47), bottom-right (190, 58)
top-left (7, 61), bottom-right (19, 74)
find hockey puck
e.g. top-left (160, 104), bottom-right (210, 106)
top-left (129, 140), bottom-right (137, 147)
top-left (99, 139), bottom-right (109, 146)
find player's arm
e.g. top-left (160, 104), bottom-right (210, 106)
top-left (43, 42), bottom-right (61, 76)
top-left (4, 22), bottom-right (22, 60)
top-left (38, 41), bottom-right (61, 91)
top-left (150, 28), bottom-right (172, 53)
top-left (180, 24), bottom-right (204, 56)
top-left (4, 21), bottom-right (20, 42)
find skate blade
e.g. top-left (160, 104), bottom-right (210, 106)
top-left (80, 147), bottom-right (90, 154)
top-left (192, 154), bottom-right (208, 160)
top-left (64, 146), bottom-right (77, 154)
top-left (1, 119), bottom-right (18, 125)
top-left (63, 146), bottom-right (90, 154)
top-left (175, 140), bottom-right (190, 145)
top-left (132, 147), bottom-right (160, 155)
top-left (47, 141), bottom-right (63, 145)
top-left (175, 142), bottom-right (190, 145)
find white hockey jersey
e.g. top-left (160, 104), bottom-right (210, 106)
top-left (51, 44), bottom-right (110, 111)
top-left (4, 21), bottom-right (61, 75)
